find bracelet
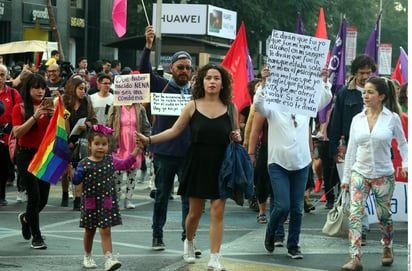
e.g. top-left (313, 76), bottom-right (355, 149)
top-left (32, 114), bottom-right (37, 121)
top-left (148, 136), bottom-right (151, 145)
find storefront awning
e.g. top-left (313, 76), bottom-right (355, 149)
top-left (0, 40), bottom-right (48, 55)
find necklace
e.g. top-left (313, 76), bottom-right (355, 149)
top-left (291, 114), bottom-right (297, 128)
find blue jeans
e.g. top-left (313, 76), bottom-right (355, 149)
top-left (266, 163), bottom-right (308, 250)
top-left (152, 154), bottom-right (189, 241)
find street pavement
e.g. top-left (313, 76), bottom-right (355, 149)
top-left (0, 176), bottom-right (408, 271)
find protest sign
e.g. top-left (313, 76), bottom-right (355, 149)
top-left (265, 30), bottom-right (330, 117)
top-left (113, 74), bottom-right (150, 105)
top-left (151, 93), bottom-right (191, 116)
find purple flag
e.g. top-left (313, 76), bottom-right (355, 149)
top-left (319, 18), bottom-right (347, 123)
top-left (297, 13), bottom-right (304, 35)
top-left (365, 11), bottom-right (381, 75)
top-left (246, 47), bottom-right (255, 80)
top-left (400, 47), bottom-right (408, 82)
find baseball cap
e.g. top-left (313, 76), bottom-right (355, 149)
top-left (171, 51), bottom-right (192, 64)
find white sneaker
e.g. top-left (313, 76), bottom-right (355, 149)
top-left (183, 239), bottom-right (195, 263)
top-left (207, 253), bottom-right (226, 271)
top-left (104, 256), bottom-right (121, 271)
top-left (83, 255), bottom-right (97, 269)
top-left (124, 199), bottom-right (135, 209)
top-left (16, 191), bottom-right (26, 203)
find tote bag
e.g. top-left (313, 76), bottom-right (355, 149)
top-left (322, 190), bottom-right (349, 237)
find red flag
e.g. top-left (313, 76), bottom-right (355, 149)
top-left (315, 7), bottom-right (330, 65)
top-left (112, 0), bottom-right (127, 38)
top-left (390, 55), bottom-right (405, 85)
top-left (222, 21), bottom-right (251, 113)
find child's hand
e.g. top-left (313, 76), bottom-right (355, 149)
top-left (132, 146), bottom-right (141, 157)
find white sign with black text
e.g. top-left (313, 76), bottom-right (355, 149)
top-left (265, 30), bottom-right (330, 117)
top-left (113, 74), bottom-right (150, 106)
top-left (151, 93), bottom-right (191, 116)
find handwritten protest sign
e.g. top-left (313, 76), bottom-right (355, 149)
top-left (113, 74), bottom-right (150, 105)
top-left (151, 93), bottom-right (191, 116)
top-left (265, 30), bottom-right (330, 117)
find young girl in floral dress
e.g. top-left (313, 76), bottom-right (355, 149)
top-left (72, 124), bottom-right (141, 270)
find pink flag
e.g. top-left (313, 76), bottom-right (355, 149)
top-left (112, 0), bottom-right (127, 38)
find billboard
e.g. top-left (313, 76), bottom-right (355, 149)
top-left (207, 5), bottom-right (237, 40)
top-left (152, 4), bottom-right (207, 35)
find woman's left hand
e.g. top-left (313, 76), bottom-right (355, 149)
top-left (230, 130), bottom-right (242, 143)
top-left (401, 168), bottom-right (408, 178)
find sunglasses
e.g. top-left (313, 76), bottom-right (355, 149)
top-left (176, 65), bottom-right (192, 71)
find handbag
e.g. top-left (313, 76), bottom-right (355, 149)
top-left (322, 190), bottom-right (349, 237)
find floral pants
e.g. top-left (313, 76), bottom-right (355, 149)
top-left (348, 171), bottom-right (395, 260)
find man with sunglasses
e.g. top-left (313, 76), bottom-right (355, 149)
top-left (139, 25), bottom-right (198, 255)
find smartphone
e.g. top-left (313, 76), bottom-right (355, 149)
top-left (41, 97), bottom-right (54, 108)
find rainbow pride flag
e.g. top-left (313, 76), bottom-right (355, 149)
top-left (28, 96), bottom-right (70, 185)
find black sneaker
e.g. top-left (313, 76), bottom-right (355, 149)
top-left (287, 247), bottom-right (303, 259)
top-left (73, 197), bottom-right (80, 211)
top-left (152, 237), bottom-right (165, 251)
top-left (18, 212), bottom-right (31, 240)
top-left (31, 235), bottom-right (47, 249)
top-left (264, 232), bottom-right (274, 253)
top-left (274, 236), bottom-right (284, 247)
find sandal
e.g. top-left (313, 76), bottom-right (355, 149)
top-left (257, 214), bottom-right (267, 224)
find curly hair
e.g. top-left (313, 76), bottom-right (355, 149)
top-left (350, 54), bottom-right (376, 75)
top-left (63, 77), bottom-right (85, 112)
top-left (191, 63), bottom-right (233, 105)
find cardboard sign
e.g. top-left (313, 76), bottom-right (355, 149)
top-left (151, 93), bottom-right (191, 116)
top-left (265, 30), bottom-right (330, 117)
top-left (113, 74), bottom-right (150, 105)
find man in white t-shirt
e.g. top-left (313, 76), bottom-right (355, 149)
top-left (90, 73), bottom-right (113, 124)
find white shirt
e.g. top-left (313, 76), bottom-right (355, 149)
top-left (253, 81), bottom-right (332, 170)
top-left (342, 107), bottom-right (408, 184)
top-left (90, 93), bottom-right (114, 124)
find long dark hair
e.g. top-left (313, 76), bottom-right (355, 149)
top-left (366, 76), bottom-right (400, 115)
top-left (20, 73), bottom-right (47, 123)
top-left (398, 83), bottom-right (408, 107)
top-left (63, 76), bottom-right (85, 112)
top-left (191, 63), bottom-right (233, 105)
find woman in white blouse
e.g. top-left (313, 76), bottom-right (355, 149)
top-left (341, 77), bottom-right (408, 271)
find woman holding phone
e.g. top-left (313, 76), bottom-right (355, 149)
top-left (13, 73), bottom-right (54, 249)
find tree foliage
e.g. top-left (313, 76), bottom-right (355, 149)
top-left (126, 0), bottom-right (408, 69)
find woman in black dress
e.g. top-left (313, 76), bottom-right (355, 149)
top-left (136, 63), bottom-right (241, 270)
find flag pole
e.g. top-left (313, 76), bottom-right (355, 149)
top-left (140, 0), bottom-right (151, 26)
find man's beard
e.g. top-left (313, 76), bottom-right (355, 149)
top-left (173, 74), bottom-right (189, 86)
